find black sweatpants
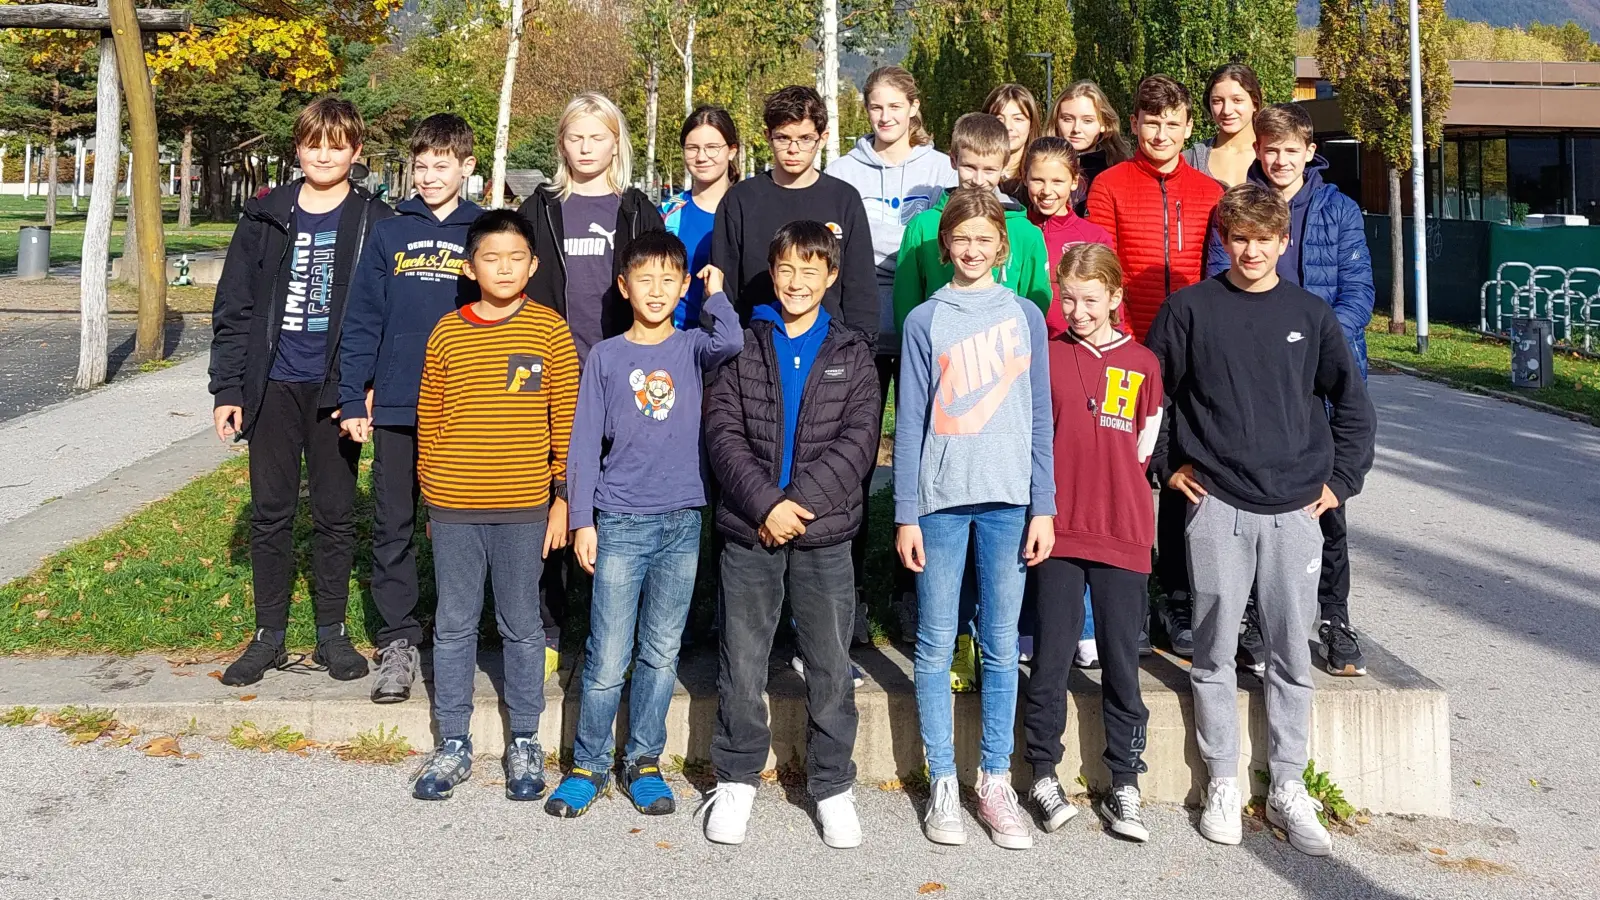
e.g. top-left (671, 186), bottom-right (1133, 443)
top-left (1318, 504), bottom-right (1350, 624)
top-left (248, 380), bottom-right (360, 631)
top-left (1155, 485), bottom-right (1190, 603)
top-left (369, 425), bottom-right (424, 648)
top-left (1021, 557), bottom-right (1150, 788)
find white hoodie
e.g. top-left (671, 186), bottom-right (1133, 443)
top-left (826, 136), bottom-right (957, 351)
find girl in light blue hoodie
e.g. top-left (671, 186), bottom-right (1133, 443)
top-left (825, 65), bottom-right (957, 643)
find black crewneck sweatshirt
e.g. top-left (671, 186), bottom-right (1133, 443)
top-left (1146, 272), bottom-right (1376, 514)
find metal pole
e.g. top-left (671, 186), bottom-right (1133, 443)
top-left (1409, 0), bottom-right (1429, 353)
top-left (1027, 52), bottom-right (1054, 103)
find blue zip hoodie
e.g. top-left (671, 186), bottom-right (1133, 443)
top-left (752, 302), bottom-right (832, 488)
top-left (337, 196), bottom-right (484, 425)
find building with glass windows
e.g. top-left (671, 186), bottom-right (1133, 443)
top-left (1295, 57), bottom-right (1600, 224)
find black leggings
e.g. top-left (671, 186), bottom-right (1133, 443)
top-left (1021, 557), bottom-right (1151, 788)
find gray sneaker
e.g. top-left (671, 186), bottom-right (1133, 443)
top-left (371, 639), bottom-right (420, 704)
top-left (412, 737), bottom-right (472, 800)
top-left (922, 775), bottom-right (967, 845)
top-left (503, 737), bottom-right (547, 801)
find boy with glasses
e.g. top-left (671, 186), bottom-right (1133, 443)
top-left (711, 86), bottom-right (878, 344)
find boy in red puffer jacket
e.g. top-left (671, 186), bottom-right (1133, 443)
top-left (1087, 74), bottom-right (1223, 657)
top-left (1087, 75), bottom-right (1223, 344)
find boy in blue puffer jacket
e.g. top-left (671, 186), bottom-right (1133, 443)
top-left (336, 114), bottom-right (485, 704)
top-left (1205, 102), bottom-right (1375, 679)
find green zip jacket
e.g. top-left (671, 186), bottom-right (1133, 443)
top-left (891, 189), bottom-right (1053, 334)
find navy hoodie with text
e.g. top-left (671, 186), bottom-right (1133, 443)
top-left (337, 197), bottom-right (484, 425)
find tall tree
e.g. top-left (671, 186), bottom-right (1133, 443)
top-left (490, 0), bottom-right (527, 208)
top-left (1319, 0), bottom-right (1451, 334)
top-left (0, 29), bottom-right (97, 226)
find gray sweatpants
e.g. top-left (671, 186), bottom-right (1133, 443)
top-left (1185, 494), bottom-right (1324, 787)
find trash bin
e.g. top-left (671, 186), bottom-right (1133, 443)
top-left (17, 225), bottom-right (51, 281)
top-left (1510, 317), bottom-right (1554, 389)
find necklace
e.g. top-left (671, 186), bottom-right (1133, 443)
top-left (1069, 335), bottom-right (1100, 419)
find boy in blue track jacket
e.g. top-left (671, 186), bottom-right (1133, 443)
top-left (336, 114), bottom-right (484, 704)
top-left (1203, 103), bottom-right (1375, 678)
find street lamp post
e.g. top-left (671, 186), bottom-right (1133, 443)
top-left (1409, 0), bottom-right (1430, 353)
top-left (1026, 51), bottom-right (1054, 105)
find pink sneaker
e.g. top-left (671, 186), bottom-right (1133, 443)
top-left (976, 771), bottom-right (1033, 850)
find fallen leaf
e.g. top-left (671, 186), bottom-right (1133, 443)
top-left (1271, 827), bottom-right (1288, 842)
top-left (878, 778), bottom-right (903, 792)
top-left (170, 520), bottom-right (185, 534)
top-left (199, 558), bottom-right (214, 568)
top-left (237, 695), bottom-right (256, 702)
top-left (1355, 814), bottom-right (1371, 825)
top-left (1429, 847), bottom-right (1448, 856)
top-left (141, 736), bottom-right (183, 758)
top-left (213, 594), bottom-right (232, 608)
top-left (759, 769), bottom-right (778, 783)
top-left (205, 670), bottom-right (223, 681)
top-left (629, 828), bottom-right (643, 834)
top-left (103, 559), bottom-right (119, 573)
top-left (182, 752), bottom-right (202, 760)
top-left (212, 632), bottom-right (223, 641)
top-left (655, 841), bottom-right (672, 849)
top-left (33, 608), bottom-right (51, 619)
top-left (917, 884), bottom-right (946, 895)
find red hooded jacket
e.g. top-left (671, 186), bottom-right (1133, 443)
top-left (1086, 154), bottom-right (1223, 342)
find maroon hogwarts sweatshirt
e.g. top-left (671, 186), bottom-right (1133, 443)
top-left (1048, 330), bottom-right (1164, 572)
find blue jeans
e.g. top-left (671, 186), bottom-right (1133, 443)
top-left (430, 520), bottom-right (548, 739)
top-left (914, 503), bottom-right (1028, 779)
top-left (572, 509), bottom-right (701, 772)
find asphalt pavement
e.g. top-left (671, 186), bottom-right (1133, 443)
top-left (0, 312), bottom-right (211, 423)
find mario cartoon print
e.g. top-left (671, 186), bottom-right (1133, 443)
top-left (630, 368), bottom-right (676, 421)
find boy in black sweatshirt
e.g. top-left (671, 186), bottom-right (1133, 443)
top-left (711, 86), bottom-right (878, 346)
top-left (209, 97), bottom-right (394, 687)
top-left (1146, 184), bottom-right (1374, 858)
top-left (336, 114), bottom-right (483, 703)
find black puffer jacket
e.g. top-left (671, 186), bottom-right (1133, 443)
top-left (516, 184), bottom-right (664, 339)
top-left (704, 318), bottom-right (881, 549)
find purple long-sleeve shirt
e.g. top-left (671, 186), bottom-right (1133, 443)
top-left (568, 290), bottom-right (744, 530)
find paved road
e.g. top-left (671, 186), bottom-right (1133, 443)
top-left (0, 313), bottom-right (211, 423)
top-left (0, 371), bottom-right (1597, 899)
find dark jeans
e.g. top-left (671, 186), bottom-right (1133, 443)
top-left (1156, 485), bottom-right (1190, 603)
top-left (430, 520), bottom-right (548, 739)
top-left (713, 538), bottom-right (858, 800)
top-left (370, 425), bottom-right (424, 648)
top-left (1318, 504), bottom-right (1350, 624)
top-left (1021, 557), bottom-right (1150, 788)
top-left (247, 380), bottom-right (360, 631)
top-left (851, 354), bottom-right (912, 613)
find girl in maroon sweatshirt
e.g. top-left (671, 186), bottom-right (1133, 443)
top-left (1021, 138), bottom-right (1114, 339)
top-left (1019, 244), bottom-right (1163, 844)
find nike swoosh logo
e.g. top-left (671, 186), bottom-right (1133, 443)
top-left (1287, 332), bottom-right (1305, 343)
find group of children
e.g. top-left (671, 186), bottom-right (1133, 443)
top-left (207, 60), bottom-right (1377, 856)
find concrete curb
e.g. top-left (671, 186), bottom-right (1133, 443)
top-left (0, 640), bottom-right (1450, 816)
top-left (1372, 358), bottom-right (1599, 427)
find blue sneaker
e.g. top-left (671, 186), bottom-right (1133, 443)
top-left (621, 758), bottom-right (675, 815)
top-left (545, 767), bottom-right (608, 818)
top-left (412, 737), bottom-right (473, 801)
top-left (503, 737), bottom-right (547, 801)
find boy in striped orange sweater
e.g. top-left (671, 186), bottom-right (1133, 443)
top-left (410, 210), bottom-right (580, 802)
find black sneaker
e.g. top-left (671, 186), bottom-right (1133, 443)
top-left (1137, 610), bottom-right (1153, 657)
top-left (1319, 619), bottom-right (1368, 676)
top-left (220, 630), bottom-right (287, 686)
top-left (621, 757), bottom-right (676, 815)
top-left (1237, 605), bottom-right (1267, 674)
top-left (313, 624), bottom-right (370, 681)
top-left (1097, 784), bottom-right (1150, 842)
top-left (1160, 592), bottom-right (1194, 657)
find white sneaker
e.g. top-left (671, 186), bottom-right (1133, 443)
top-left (815, 789), bottom-right (863, 849)
top-left (1198, 776), bottom-right (1243, 845)
top-left (791, 655), bottom-right (865, 688)
top-left (1267, 781), bottom-right (1333, 856)
top-left (1074, 638), bottom-right (1100, 668)
top-left (702, 782), bottom-right (758, 845)
top-left (922, 774), bottom-right (967, 845)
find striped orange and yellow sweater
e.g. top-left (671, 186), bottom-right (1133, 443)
top-left (417, 300), bottom-right (580, 524)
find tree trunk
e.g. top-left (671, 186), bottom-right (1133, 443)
top-left (682, 13), bottom-right (696, 117)
top-left (1388, 165), bottom-right (1405, 334)
top-left (178, 126), bottom-right (192, 229)
top-left (77, 15), bottom-right (120, 391)
top-left (488, 0), bottom-right (526, 209)
top-left (122, 190), bottom-right (139, 285)
top-left (645, 57), bottom-right (659, 190)
top-left (206, 143), bottom-right (227, 221)
top-left (110, 0), bottom-right (168, 364)
top-left (23, 141), bottom-right (32, 199)
top-left (45, 141), bottom-right (59, 227)
top-left (820, 0), bottom-right (840, 167)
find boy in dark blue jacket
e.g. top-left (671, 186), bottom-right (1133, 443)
top-left (336, 114), bottom-right (483, 704)
top-left (1205, 103), bottom-right (1375, 677)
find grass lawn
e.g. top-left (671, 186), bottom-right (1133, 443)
top-left (0, 445), bottom-right (902, 655)
top-left (0, 194), bottom-right (235, 273)
top-left (1367, 315), bottom-right (1600, 421)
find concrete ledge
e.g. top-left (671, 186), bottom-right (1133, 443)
top-left (0, 638), bottom-right (1448, 816)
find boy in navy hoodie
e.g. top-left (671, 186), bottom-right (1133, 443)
top-left (210, 97), bottom-right (394, 687)
top-left (1204, 103), bottom-right (1375, 677)
top-left (337, 114), bottom-right (483, 704)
